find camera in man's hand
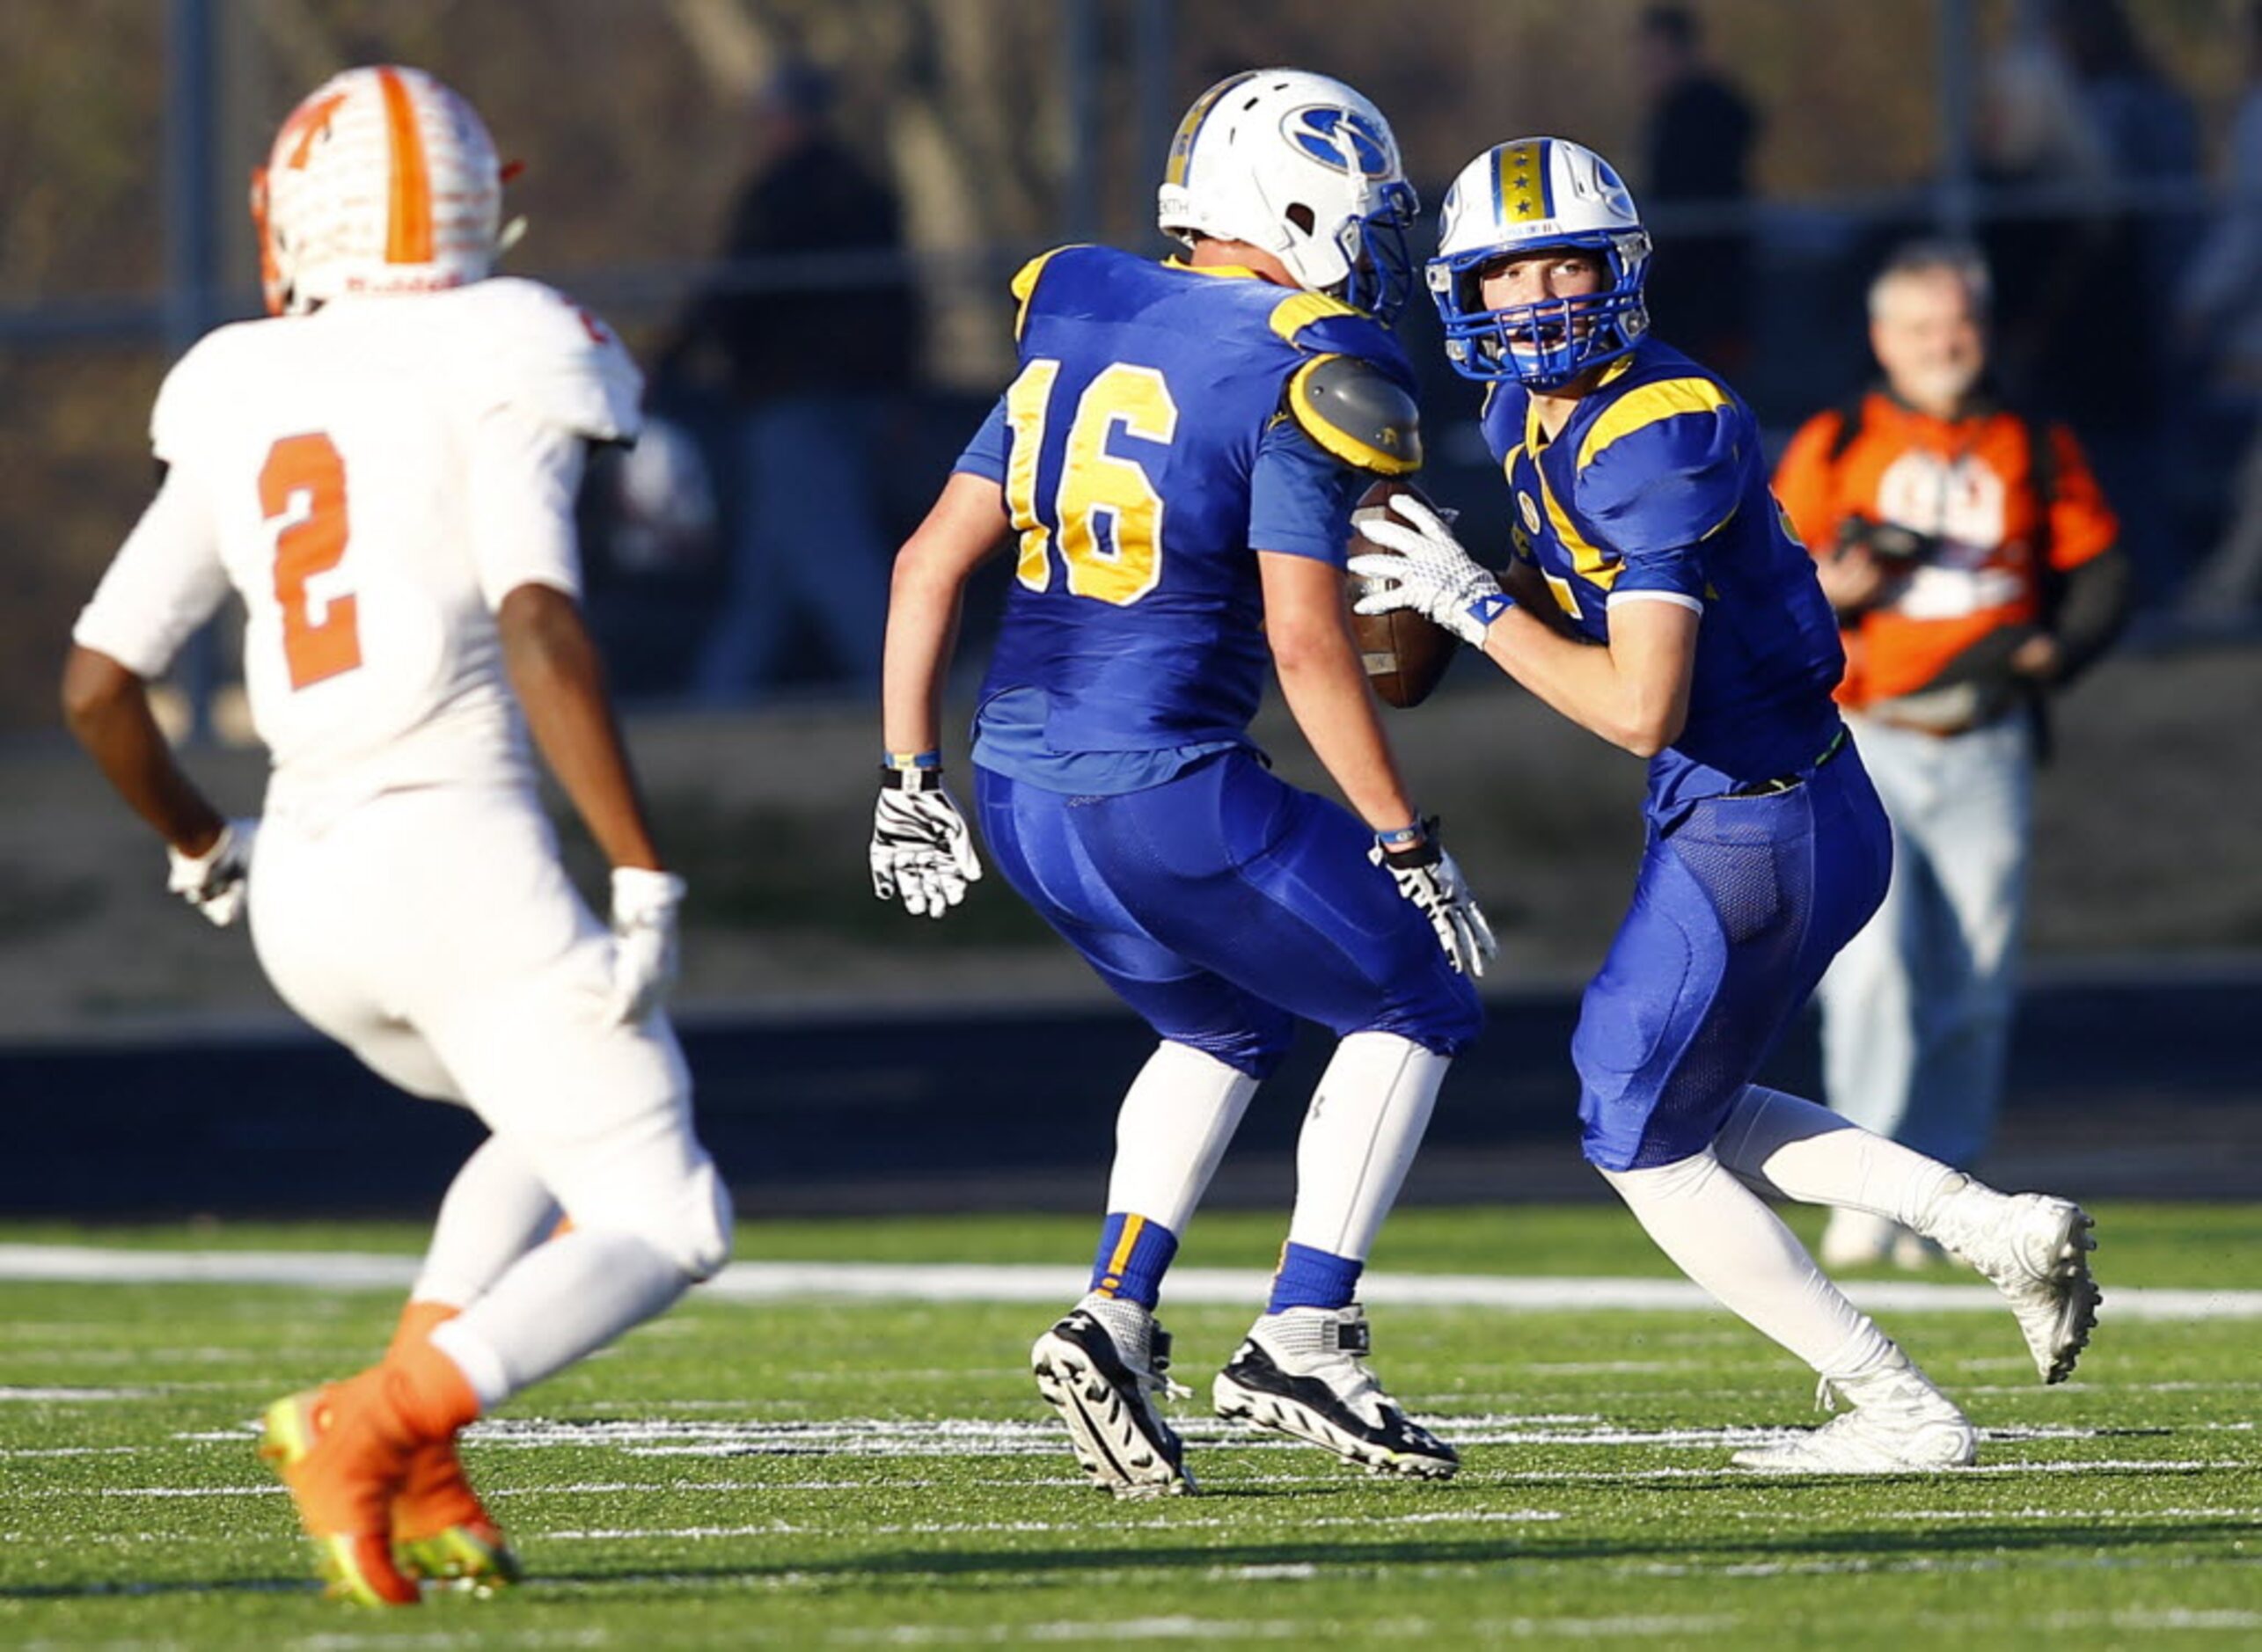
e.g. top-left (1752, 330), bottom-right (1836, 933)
top-left (1834, 514), bottom-right (1940, 565)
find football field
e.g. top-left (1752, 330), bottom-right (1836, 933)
top-left (3, 1203), bottom-right (2258, 1649)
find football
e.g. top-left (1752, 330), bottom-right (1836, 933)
top-left (1347, 478), bottom-right (1457, 709)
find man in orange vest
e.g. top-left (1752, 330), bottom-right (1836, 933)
top-left (1773, 240), bottom-right (2130, 1268)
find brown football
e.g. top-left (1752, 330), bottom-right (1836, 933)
top-left (1347, 478), bottom-right (1457, 709)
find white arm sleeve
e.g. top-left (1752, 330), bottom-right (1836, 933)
top-left (71, 467), bottom-right (231, 678)
top-left (469, 406), bottom-right (590, 610)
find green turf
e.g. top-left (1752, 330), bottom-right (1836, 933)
top-left (2, 1204), bottom-right (2258, 1649)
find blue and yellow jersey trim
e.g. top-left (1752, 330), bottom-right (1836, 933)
top-left (1267, 288), bottom-right (1365, 346)
top-left (1011, 245), bottom-right (1087, 341)
top-left (1576, 376), bottom-right (1732, 470)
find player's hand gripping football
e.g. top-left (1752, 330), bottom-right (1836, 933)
top-left (165, 819), bottom-right (258, 927)
top-left (1371, 817), bottom-right (1497, 978)
top-left (870, 767), bottom-right (984, 919)
top-left (1348, 493), bottom-right (1513, 648)
top-left (607, 866), bottom-right (687, 1024)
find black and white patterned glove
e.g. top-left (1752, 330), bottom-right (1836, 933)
top-left (871, 767), bottom-right (984, 919)
top-left (1348, 492), bottom-right (1513, 647)
top-left (1370, 817), bottom-right (1497, 978)
top-left (165, 819), bottom-right (257, 928)
top-left (607, 867), bottom-right (686, 1024)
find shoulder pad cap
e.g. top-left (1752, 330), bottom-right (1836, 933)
top-left (1286, 353), bottom-right (1422, 476)
top-left (462, 278), bottom-right (642, 443)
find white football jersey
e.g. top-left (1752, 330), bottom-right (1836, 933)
top-left (74, 276), bottom-right (641, 821)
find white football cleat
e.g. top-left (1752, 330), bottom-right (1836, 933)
top-left (1731, 1353), bottom-right (1977, 1474)
top-left (1922, 1179), bottom-right (2101, 1385)
top-left (1030, 1293), bottom-right (1192, 1499)
top-left (1212, 1304), bottom-right (1458, 1479)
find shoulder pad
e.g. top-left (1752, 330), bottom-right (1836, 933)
top-left (1576, 376), bottom-right (1732, 472)
top-left (1010, 245), bottom-right (1090, 340)
top-left (1286, 353), bottom-right (1422, 476)
top-left (150, 323), bottom-right (253, 463)
top-left (463, 278), bottom-right (643, 443)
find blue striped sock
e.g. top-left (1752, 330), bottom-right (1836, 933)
top-left (1268, 1241), bottom-right (1364, 1312)
top-left (1087, 1213), bottom-right (1179, 1309)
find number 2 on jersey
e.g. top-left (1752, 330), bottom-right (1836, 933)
top-left (259, 433), bottom-right (362, 690)
top-left (1005, 359), bottom-right (1179, 606)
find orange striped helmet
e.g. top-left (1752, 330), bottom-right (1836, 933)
top-left (251, 66), bottom-right (502, 317)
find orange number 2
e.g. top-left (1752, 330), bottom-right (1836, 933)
top-left (259, 433), bottom-right (362, 690)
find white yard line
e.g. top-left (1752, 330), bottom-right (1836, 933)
top-left (3, 1244), bottom-right (2256, 1320)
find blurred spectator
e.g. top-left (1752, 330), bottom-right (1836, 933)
top-left (656, 58), bottom-right (918, 703)
top-left (2173, 1), bottom-right (2262, 620)
top-left (1633, 4), bottom-right (1760, 375)
top-left (1977, 1), bottom-right (2197, 596)
top-left (1772, 241), bottom-right (2131, 1268)
top-left (579, 415), bottom-right (725, 698)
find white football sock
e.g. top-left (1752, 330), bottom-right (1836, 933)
top-left (410, 1135), bottom-right (561, 1309)
top-left (429, 1228), bottom-right (693, 1406)
top-left (1104, 1042), bottom-right (1259, 1232)
top-left (1716, 1085), bottom-right (1961, 1230)
top-left (1601, 1150), bottom-right (1896, 1377)
top-left (1286, 1032), bottom-right (1450, 1262)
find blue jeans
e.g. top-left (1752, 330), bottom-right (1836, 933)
top-left (1814, 712), bottom-right (2034, 1169)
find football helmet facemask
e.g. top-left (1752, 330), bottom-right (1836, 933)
top-left (252, 65), bottom-right (504, 317)
top-left (1429, 137), bottom-right (1652, 389)
top-left (1157, 69), bottom-right (1418, 323)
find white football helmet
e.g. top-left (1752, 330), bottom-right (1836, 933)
top-left (1156, 69), bottom-right (1418, 321)
top-left (1429, 136), bottom-right (1653, 387)
top-left (252, 65), bottom-right (503, 316)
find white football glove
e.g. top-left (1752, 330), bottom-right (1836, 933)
top-left (1348, 492), bottom-right (1513, 647)
top-left (871, 767), bottom-right (983, 919)
top-left (165, 819), bottom-right (257, 928)
top-left (1371, 818), bottom-right (1497, 978)
top-left (607, 866), bottom-right (686, 1024)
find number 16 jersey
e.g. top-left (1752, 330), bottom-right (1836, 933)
top-left (954, 245), bottom-right (1419, 788)
top-left (73, 277), bottom-right (641, 822)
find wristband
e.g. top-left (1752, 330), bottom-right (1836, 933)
top-left (880, 763), bottom-right (945, 793)
top-left (883, 749), bottom-right (943, 771)
top-left (1468, 592), bottom-right (1515, 630)
top-left (1376, 822), bottom-right (1425, 850)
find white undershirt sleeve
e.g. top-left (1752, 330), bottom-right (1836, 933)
top-left (468, 407), bottom-right (590, 611)
top-left (70, 466), bottom-right (231, 679)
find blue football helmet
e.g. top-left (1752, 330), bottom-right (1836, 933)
top-left (1427, 137), bottom-right (1652, 388)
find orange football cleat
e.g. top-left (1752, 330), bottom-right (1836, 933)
top-left (261, 1341), bottom-right (484, 1606)
top-left (260, 1379), bottom-right (422, 1606)
top-left (384, 1302), bottom-right (520, 1592)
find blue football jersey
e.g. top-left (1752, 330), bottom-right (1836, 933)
top-left (1478, 338), bottom-right (1846, 812)
top-left (955, 245), bottom-right (1418, 783)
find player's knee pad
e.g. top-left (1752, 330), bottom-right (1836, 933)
top-left (574, 1150), bottom-right (733, 1282)
top-left (653, 1154), bottom-right (734, 1282)
top-left (1595, 1147), bottom-right (1721, 1204)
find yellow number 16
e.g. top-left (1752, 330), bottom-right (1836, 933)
top-left (1004, 358), bottom-right (1179, 607)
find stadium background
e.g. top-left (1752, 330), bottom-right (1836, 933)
top-left (2, 0), bottom-right (2257, 1217)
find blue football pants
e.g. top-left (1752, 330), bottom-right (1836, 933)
top-left (1575, 749), bottom-right (1893, 1172)
top-left (975, 751), bottom-right (1482, 1077)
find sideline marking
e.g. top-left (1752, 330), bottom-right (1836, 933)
top-left (0, 1246), bottom-right (2252, 1321)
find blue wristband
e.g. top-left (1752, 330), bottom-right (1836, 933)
top-left (883, 749), bottom-right (943, 772)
